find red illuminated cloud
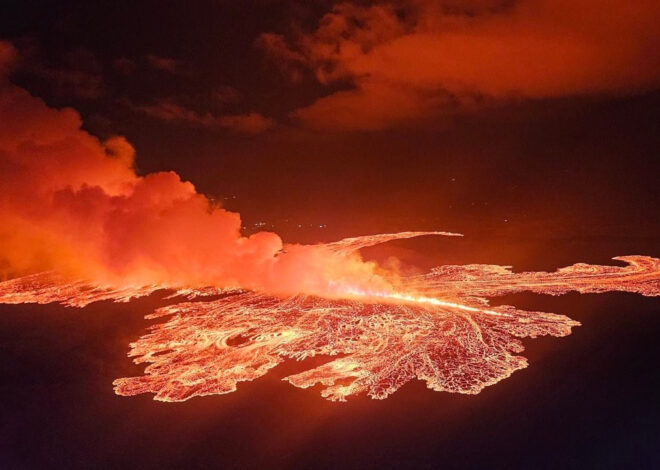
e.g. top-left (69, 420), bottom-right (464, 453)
top-left (260, 0), bottom-right (660, 130)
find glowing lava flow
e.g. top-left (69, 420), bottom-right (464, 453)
top-left (0, 232), bottom-right (658, 402)
top-left (339, 288), bottom-right (512, 317)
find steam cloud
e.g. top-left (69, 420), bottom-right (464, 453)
top-left (0, 41), bottom-right (390, 296)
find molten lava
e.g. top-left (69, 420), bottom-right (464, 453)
top-left (1, 232), bottom-right (658, 402)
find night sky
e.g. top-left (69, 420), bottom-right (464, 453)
top-left (1, 1), bottom-right (659, 469)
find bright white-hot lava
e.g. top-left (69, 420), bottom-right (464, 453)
top-left (338, 287), bottom-right (511, 317)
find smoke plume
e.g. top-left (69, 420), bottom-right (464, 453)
top-left (0, 41), bottom-right (395, 296)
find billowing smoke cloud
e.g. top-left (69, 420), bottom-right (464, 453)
top-left (260, 0), bottom-right (660, 130)
top-left (0, 41), bottom-right (391, 296)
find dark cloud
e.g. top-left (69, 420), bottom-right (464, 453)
top-left (256, 33), bottom-right (308, 83)
top-left (12, 42), bottom-right (105, 100)
top-left (30, 66), bottom-right (104, 100)
top-left (146, 54), bottom-right (183, 73)
top-left (212, 85), bottom-right (241, 104)
top-left (132, 98), bottom-right (275, 134)
top-left (113, 57), bottom-right (136, 75)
